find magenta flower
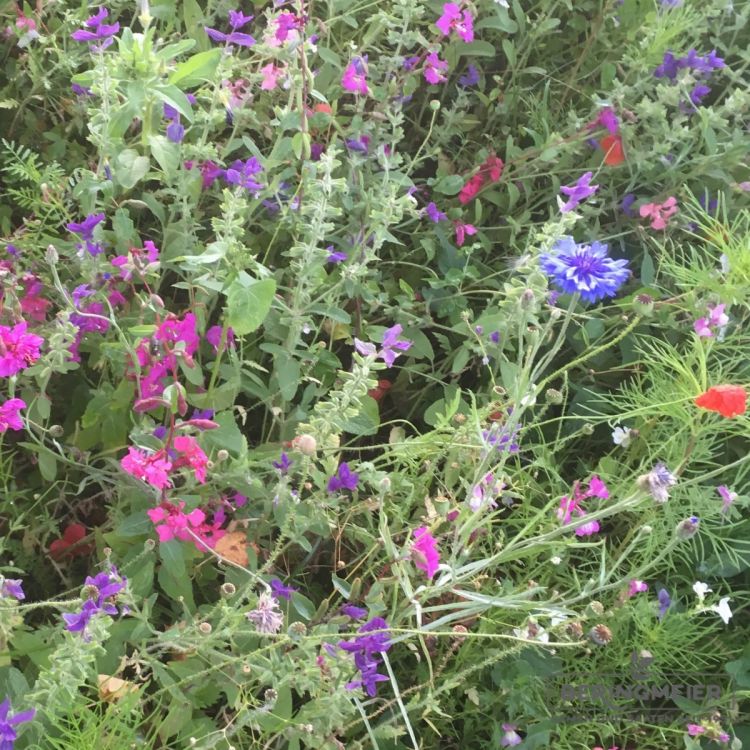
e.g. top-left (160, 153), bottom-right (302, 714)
top-left (147, 501), bottom-right (206, 543)
top-left (435, 3), bottom-right (474, 42)
top-left (342, 57), bottom-right (369, 95)
top-left (412, 527), bottom-right (440, 578)
top-left (260, 63), bottom-right (284, 91)
top-left (454, 220), bottom-right (477, 246)
top-left (0, 398), bottom-right (26, 432)
top-left (327, 462), bottom-right (359, 493)
top-left (173, 435), bottom-right (209, 483)
top-left (424, 52), bottom-right (448, 84)
top-left (559, 171), bottom-right (599, 213)
top-left (206, 325), bottom-right (235, 351)
top-left (717, 485), bottom-right (737, 514)
top-left (154, 313), bottom-right (201, 358)
top-left (557, 476), bottom-right (608, 537)
top-left (694, 303), bottom-right (728, 338)
top-left (121, 446), bottom-right (172, 489)
top-left (628, 579), bottom-right (649, 597)
top-left (205, 9), bottom-right (256, 46)
top-left (640, 196), bottom-right (678, 230)
top-left (70, 8), bottom-right (120, 49)
top-left (424, 202), bottom-right (447, 223)
top-left (0, 322), bottom-right (43, 377)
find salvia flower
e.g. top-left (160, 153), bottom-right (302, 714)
top-left (0, 697), bottom-right (35, 748)
top-left (637, 462), bottom-right (676, 503)
top-left (70, 8), bottom-right (120, 49)
top-left (657, 588), bottom-right (671, 620)
top-left (540, 237), bottom-right (629, 304)
top-left (639, 197), bottom-right (678, 230)
top-left (694, 384), bottom-right (747, 418)
top-left (454, 220), bottom-right (477, 247)
top-left (269, 578), bottom-right (297, 601)
top-left (0, 322), bottom-right (43, 377)
top-left (224, 157), bottom-right (264, 194)
top-left (66, 212), bottom-right (105, 256)
top-left (341, 604), bottom-right (368, 620)
top-left (246, 592), bottom-right (284, 634)
top-left (424, 202), bottom-right (447, 223)
top-left (0, 578), bottom-right (24, 600)
top-left (272, 452), bottom-right (292, 476)
top-left (694, 302), bottom-right (728, 338)
top-left (341, 57), bottom-right (369, 95)
top-left (435, 3), bottom-right (474, 42)
top-left (0, 398), bottom-right (26, 432)
top-left (339, 616), bottom-right (391, 697)
top-left (459, 64), bottom-right (480, 87)
top-left (559, 172), bottom-right (599, 213)
top-left (411, 527), bottom-right (440, 579)
top-left (327, 462), bottom-right (359, 493)
top-left (62, 565), bottom-right (126, 639)
top-left (205, 10), bottom-right (255, 46)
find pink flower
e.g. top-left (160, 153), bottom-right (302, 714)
top-left (173, 435), bottom-right (209, 483)
top-left (206, 325), bottom-right (235, 351)
top-left (0, 398), bottom-right (26, 432)
top-left (694, 303), bottom-right (728, 338)
top-left (342, 57), bottom-right (369, 95)
top-left (121, 446), bottom-right (173, 489)
top-left (588, 475), bottom-right (609, 499)
top-left (717, 485), bottom-right (737, 514)
top-left (154, 313), bottom-right (200, 359)
top-left (412, 527), bottom-right (440, 578)
top-left (639, 196), bottom-right (678, 230)
top-left (260, 63), bottom-right (284, 90)
top-left (0, 321), bottom-right (43, 376)
top-left (454, 220), bottom-right (477, 246)
top-left (627, 579), bottom-right (648, 597)
top-left (148, 501), bottom-right (206, 543)
top-left (557, 476), bottom-right (608, 537)
top-left (435, 3), bottom-right (474, 42)
top-left (687, 724), bottom-right (705, 737)
top-left (424, 52), bottom-right (448, 84)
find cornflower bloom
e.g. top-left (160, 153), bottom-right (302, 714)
top-left (637, 462), bottom-right (676, 503)
top-left (246, 592), bottom-right (284, 634)
top-left (540, 237), bottom-right (629, 304)
top-left (0, 322), bottom-right (43, 376)
top-left (559, 172), bottom-right (599, 213)
top-left (205, 9), bottom-right (255, 46)
top-left (411, 527), bottom-right (440, 579)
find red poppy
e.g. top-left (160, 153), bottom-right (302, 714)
top-left (600, 134), bottom-right (625, 166)
top-left (694, 385), bottom-right (747, 418)
top-left (49, 522), bottom-right (94, 560)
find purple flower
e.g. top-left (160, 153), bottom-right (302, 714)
top-left (424, 202), bottom-right (447, 223)
top-left (327, 248), bottom-right (348, 263)
top-left (272, 452), bottom-right (292, 475)
top-left (339, 616), bottom-right (391, 697)
top-left (594, 107), bottom-right (619, 135)
top-left (403, 55), bottom-right (420, 71)
top-left (0, 697), bottom-right (36, 748)
top-left (341, 604), bottom-right (368, 619)
top-left (71, 83), bottom-right (93, 97)
top-left (501, 723), bottom-right (523, 747)
top-left (380, 324), bottom-right (413, 367)
top-left (342, 57), bottom-right (369, 95)
top-left (717, 485), bottom-right (737, 514)
top-left (66, 212), bottom-right (106, 256)
top-left (345, 135), bottom-right (370, 153)
top-left (0, 578), bottom-right (24, 600)
top-left (657, 588), bottom-right (671, 619)
top-left (166, 119), bottom-right (185, 143)
top-left (559, 172), bottom-right (599, 213)
top-left (70, 8), bottom-right (120, 49)
top-left (459, 64), bottom-right (480, 87)
top-left (205, 9), bottom-right (255, 46)
top-left (62, 565), bottom-right (126, 639)
top-left (689, 83), bottom-right (711, 107)
top-left (269, 578), bottom-right (297, 601)
top-left (327, 462), bottom-right (359, 493)
top-left (654, 51), bottom-right (680, 80)
top-left (223, 158), bottom-right (263, 193)
top-left (246, 592), bottom-right (283, 633)
top-left (489, 331), bottom-right (500, 344)
top-left (482, 422), bottom-right (520, 454)
top-left (424, 52), bottom-right (448, 84)
top-left (638, 462), bottom-right (676, 503)
top-left (539, 237), bottom-right (629, 304)
top-left (621, 193), bottom-right (637, 217)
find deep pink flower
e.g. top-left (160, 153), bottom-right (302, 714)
top-left (206, 325), bottom-right (235, 351)
top-left (454, 220), bottom-right (477, 246)
top-left (121, 446), bottom-right (172, 489)
top-left (0, 398), bottom-right (26, 432)
top-left (628, 579), bottom-right (648, 597)
top-left (173, 435), bottom-right (209, 483)
top-left (640, 196), bottom-right (678, 230)
top-left (342, 57), bottom-right (369, 95)
top-left (0, 321), bottom-right (43, 376)
top-left (412, 527), bottom-right (440, 578)
top-left (424, 52), bottom-right (448, 84)
top-left (435, 3), bottom-right (474, 42)
top-left (154, 313), bottom-right (200, 358)
top-left (148, 501), bottom-right (206, 543)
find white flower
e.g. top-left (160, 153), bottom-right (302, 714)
top-left (612, 425), bottom-right (633, 447)
top-left (711, 597), bottom-right (733, 624)
top-left (692, 581), bottom-right (712, 602)
top-left (550, 555), bottom-right (562, 565)
top-left (494, 0), bottom-right (510, 6)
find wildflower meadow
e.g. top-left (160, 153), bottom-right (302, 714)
top-left (1, 0), bottom-right (749, 747)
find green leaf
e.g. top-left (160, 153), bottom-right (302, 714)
top-left (274, 352), bottom-right (300, 401)
top-left (148, 135), bottom-right (180, 176)
top-left (291, 593), bottom-right (316, 620)
top-left (153, 85), bottom-right (194, 122)
top-left (116, 149), bottom-right (151, 190)
top-left (641, 250), bottom-right (655, 285)
top-left (157, 39), bottom-right (196, 61)
top-left (433, 174), bottom-right (465, 195)
top-left (457, 41), bottom-right (497, 57)
top-left (224, 278), bottom-right (277, 336)
top-left (203, 411), bottom-right (246, 456)
top-left (331, 574), bottom-right (352, 599)
top-left (169, 49), bottom-right (222, 88)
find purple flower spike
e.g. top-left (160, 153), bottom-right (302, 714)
top-left (459, 64), bottom-right (480, 87)
top-left (0, 697), bottom-right (36, 748)
top-left (272, 452), bottom-right (292, 475)
top-left (70, 8), bottom-right (119, 49)
top-left (66, 212), bottom-right (106, 256)
top-left (327, 462), bottom-right (359, 493)
top-left (657, 588), bottom-right (671, 620)
top-left (339, 616), bottom-right (391, 697)
top-left (559, 172), bottom-right (599, 213)
top-left (223, 157), bottom-right (263, 193)
top-left (424, 202), bottom-right (447, 223)
top-left (341, 604), bottom-right (368, 620)
top-left (269, 578), bottom-right (298, 601)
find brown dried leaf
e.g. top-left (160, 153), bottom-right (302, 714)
top-left (214, 531), bottom-right (249, 566)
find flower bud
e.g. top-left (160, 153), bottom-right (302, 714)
top-left (216, 449), bottom-right (229, 462)
top-left (198, 622), bottom-right (212, 635)
top-left (293, 434), bottom-right (317, 456)
top-left (675, 515), bottom-right (700, 540)
top-left (633, 293), bottom-right (654, 316)
top-left (288, 621), bottom-right (307, 639)
top-left (46, 244), bottom-right (59, 264)
top-left (545, 388), bottom-right (563, 404)
top-left (49, 424), bottom-right (64, 437)
top-left (429, 99), bottom-right (441, 111)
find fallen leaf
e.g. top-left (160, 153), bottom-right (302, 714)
top-left (215, 531), bottom-right (249, 566)
top-left (98, 674), bottom-right (138, 702)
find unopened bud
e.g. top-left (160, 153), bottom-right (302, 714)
top-left (198, 622), bottom-right (212, 635)
top-left (216, 449), bottom-right (229, 462)
top-left (581, 423), bottom-right (595, 435)
top-left (264, 688), bottom-right (278, 705)
top-left (49, 424), bottom-right (64, 437)
top-left (46, 244), bottom-right (59, 264)
top-left (675, 515), bottom-right (700, 540)
top-left (429, 99), bottom-right (441, 111)
top-left (288, 621), bottom-right (306, 639)
top-left (293, 434), bottom-right (317, 456)
top-left (150, 294), bottom-right (165, 309)
top-left (545, 388), bottom-right (563, 404)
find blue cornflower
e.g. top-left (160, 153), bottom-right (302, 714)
top-left (539, 237), bottom-right (629, 304)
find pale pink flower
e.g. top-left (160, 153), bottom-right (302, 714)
top-left (694, 303), bottom-right (728, 338)
top-left (639, 196), bottom-right (678, 230)
top-left (627, 579), bottom-right (648, 597)
top-left (260, 63), bottom-right (284, 90)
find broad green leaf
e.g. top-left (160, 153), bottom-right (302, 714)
top-left (153, 85), bottom-right (194, 121)
top-left (169, 49), bottom-right (221, 87)
top-left (116, 149), bottom-right (151, 190)
top-left (224, 278), bottom-right (277, 336)
top-left (149, 135), bottom-right (180, 176)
